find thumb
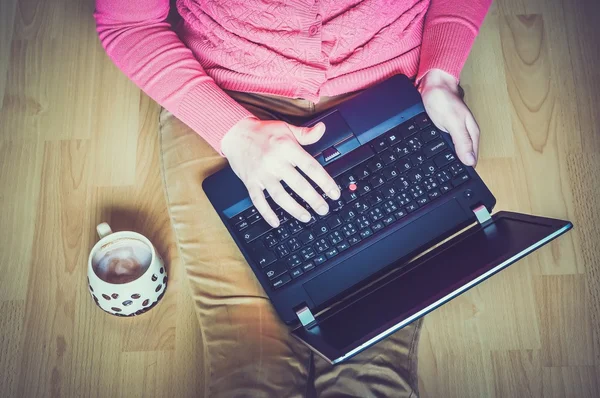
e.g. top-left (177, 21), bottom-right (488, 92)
top-left (289, 122), bottom-right (326, 146)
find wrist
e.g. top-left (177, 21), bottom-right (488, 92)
top-left (419, 69), bottom-right (459, 94)
top-left (221, 116), bottom-right (260, 157)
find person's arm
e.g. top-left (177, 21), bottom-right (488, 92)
top-left (94, 0), bottom-right (253, 153)
top-left (416, 0), bottom-right (493, 83)
top-left (415, 0), bottom-right (492, 167)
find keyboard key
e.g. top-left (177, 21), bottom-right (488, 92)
top-left (452, 173), bottom-right (470, 187)
top-left (395, 176), bottom-right (411, 190)
top-left (315, 238), bottom-right (330, 253)
top-left (275, 243), bottom-right (290, 258)
top-left (287, 220), bottom-right (304, 235)
top-left (420, 127), bottom-right (439, 143)
top-left (231, 213), bottom-right (246, 224)
top-left (372, 221), bottom-right (385, 232)
top-left (410, 185), bottom-right (425, 198)
top-left (298, 230), bottom-right (315, 244)
top-left (357, 183), bottom-right (372, 196)
top-left (369, 174), bottom-right (385, 188)
top-left (348, 235), bottom-right (362, 246)
top-left (383, 215), bottom-right (396, 226)
top-left (287, 237), bottom-right (302, 251)
top-left (410, 151), bottom-right (426, 165)
top-left (396, 192), bottom-right (412, 206)
top-left (272, 273), bottom-right (291, 289)
top-left (337, 241), bottom-right (350, 252)
top-left (286, 254), bottom-right (303, 268)
top-left (247, 212), bottom-right (262, 224)
top-left (328, 231), bottom-right (344, 245)
top-left (382, 183), bottom-right (398, 198)
top-left (263, 233), bottom-right (278, 247)
top-left (275, 225), bottom-right (290, 240)
top-left (372, 137), bottom-right (388, 153)
top-left (434, 151), bottom-right (457, 168)
top-left (356, 215), bottom-right (371, 229)
top-left (314, 221), bottom-right (329, 237)
top-left (381, 150), bottom-right (398, 165)
top-left (313, 254), bottom-right (327, 266)
top-left (366, 158), bottom-right (384, 173)
top-left (414, 113), bottom-right (432, 129)
top-left (360, 228), bottom-right (374, 239)
top-left (330, 199), bottom-right (345, 212)
top-left (235, 220), bottom-right (250, 232)
top-left (436, 170), bottom-right (452, 184)
top-left (450, 162), bottom-right (465, 176)
top-left (352, 199), bottom-right (370, 214)
top-left (242, 207), bottom-right (259, 219)
top-left (406, 202), bottom-right (419, 212)
top-left (407, 168), bottom-right (425, 183)
top-left (327, 216), bottom-right (342, 229)
top-left (382, 167), bottom-right (400, 181)
top-left (386, 130), bottom-right (402, 146)
top-left (341, 190), bottom-right (359, 203)
top-left (398, 158), bottom-right (412, 171)
top-left (423, 177), bottom-right (439, 191)
top-left (407, 137), bottom-right (422, 151)
top-left (400, 121), bottom-right (419, 138)
top-left (354, 165), bottom-right (371, 180)
top-left (382, 200), bottom-right (398, 214)
top-left (368, 207), bottom-right (384, 222)
top-left (302, 263), bottom-right (316, 272)
top-left (366, 192), bottom-right (384, 206)
top-left (324, 247), bottom-right (339, 259)
top-left (423, 138), bottom-right (448, 158)
top-left (394, 209), bottom-right (407, 219)
top-left (440, 182), bottom-right (453, 193)
top-left (421, 161), bottom-right (436, 175)
top-left (428, 189), bottom-right (442, 199)
top-left (291, 267), bottom-right (304, 279)
top-left (340, 171), bottom-right (359, 186)
top-left (265, 262), bottom-right (288, 280)
top-left (393, 144), bottom-right (411, 157)
top-left (417, 196), bottom-right (430, 206)
top-left (241, 220), bottom-right (272, 243)
top-left (342, 223), bottom-right (357, 237)
top-left (300, 246), bottom-right (316, 261)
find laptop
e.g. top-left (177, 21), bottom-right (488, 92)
top-left (202, 75), bottom-right (573, 364)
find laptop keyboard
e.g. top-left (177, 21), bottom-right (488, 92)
top-left (229, 113), bottom-right (471, 291)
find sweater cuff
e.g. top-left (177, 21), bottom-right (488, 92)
top-left (177, 81), bottom-right (254, 154)
top-left (416, 22), bottom-right (478, 85)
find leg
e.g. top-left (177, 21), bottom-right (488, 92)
top-left (159, 109), bottom-right (311, 398)
top-left (313, 319), bottom-right (423, 398)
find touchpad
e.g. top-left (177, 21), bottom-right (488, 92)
top-left (303, 199), bottom-right (468, 306)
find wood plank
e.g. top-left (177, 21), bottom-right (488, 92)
top-left (500, 14), bottom-right (581, 275)
top-left (541, 366), bottom-right (599, 398)
top-left (490, 350), bottom-right (542, 398)
top-left (17, 140), bottom-right (92, 397)
top-left (0, 141), bottom-right (43, 300)
top-left (534, 275), bottom-right (594, 366)
top-left (0, 301), bottom-right (25, 398)
top-left (118, 351), bottom-right (175, 398)
top-left (0, 0), bottom-right (18, 109)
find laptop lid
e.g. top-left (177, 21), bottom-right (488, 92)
top-left (291, 211), bottom-right (572, 364)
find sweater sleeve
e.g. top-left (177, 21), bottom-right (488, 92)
top-left (416, 0), bottom-right (493, 84)
top-left (94, 0), bottom-right (253, 153)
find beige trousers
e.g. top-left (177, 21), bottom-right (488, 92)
top-left (159, 90), bottom-right (422, 397)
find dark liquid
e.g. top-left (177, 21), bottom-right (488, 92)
top-left (92, 239), bottom-right (152, 284)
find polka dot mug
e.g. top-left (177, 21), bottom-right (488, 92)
top-left (87, 223), bottom-right (167, 317)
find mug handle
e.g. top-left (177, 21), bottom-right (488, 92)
top-left (96, 222), bottom-right (113, 239)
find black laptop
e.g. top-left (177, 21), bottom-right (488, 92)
top-left (202, 75), bottom-right (572, 364)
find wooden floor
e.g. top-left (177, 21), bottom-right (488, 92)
top-left (0, 0), bottom-right (598, 396)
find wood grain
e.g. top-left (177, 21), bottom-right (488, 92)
top-left (0, 0), bottom-right (598, 396)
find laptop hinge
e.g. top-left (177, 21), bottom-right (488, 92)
top-left (296, 306), bottom-right (318, 329)
top-left (473, 204), bottom-right (492, 226)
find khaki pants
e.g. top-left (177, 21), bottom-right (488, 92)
top-left (159, 91), bottom-right (423, 397)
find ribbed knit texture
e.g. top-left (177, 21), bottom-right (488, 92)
top-left (95, 0), bottom-right (492, 153)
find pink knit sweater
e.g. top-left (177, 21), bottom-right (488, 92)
top-left (95, 0), bottom-right (491, 152)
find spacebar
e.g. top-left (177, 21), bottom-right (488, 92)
top-left (324, 145), bottom-right (375, 178)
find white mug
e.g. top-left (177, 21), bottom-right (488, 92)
top-left (87, 223), bottom-right (167, 316)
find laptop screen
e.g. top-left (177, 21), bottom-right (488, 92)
top-left (292, 212), bottom-right (571, 363)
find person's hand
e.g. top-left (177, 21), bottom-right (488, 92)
top-left (419, 69), bottom-right (480, 167)
top-left (221, 117), bottom-right (341, 228)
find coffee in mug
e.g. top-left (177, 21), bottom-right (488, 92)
top-left (87, 223), bottom-right (167, 316)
